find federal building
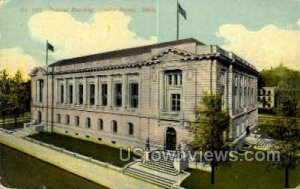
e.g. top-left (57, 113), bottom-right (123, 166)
top-left (30, 38), bottom-right (258, 150)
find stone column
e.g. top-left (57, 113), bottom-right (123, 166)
top-left (36, 80), bottom-right (40, 102)
top-left (54, 79), bottom-right (58, 105)
top-left (159, 71), bottom-right (165, 111)
top-left (63, 79), bottom-right (67, 104)
top-left (73, 78), bottom-right (76, 105)
top-left (122, 74), bottom-right (128, 108)
top-left (83, 77), bottom-right (87, 106)
top-left (99, 79), bottom-right (103, 107)
top-left (228, 65), bottom-right (233, 116)
top-left (95, 76), bottom-right (99, 106)
top-left (241, 76), bottom-right (244, 108)
top-left (108, 76), bottom-right (112, 108)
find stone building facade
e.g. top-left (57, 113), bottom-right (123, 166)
top-left (258, 87), bottom-right (278, 109)
top-left (30, 38), bottom-right (258, 150)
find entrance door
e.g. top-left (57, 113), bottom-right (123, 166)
top-left (165, 127), bottom-right (176, 150)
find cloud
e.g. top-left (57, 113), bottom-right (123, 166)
top-left (216, 21), bottom-right (300, 71)
top-left (28, 10), bottom-right (157, 59)
top-left (0, 0), bottom-right (10, 8)
top-left (0, 47), bottom-right (40, 79)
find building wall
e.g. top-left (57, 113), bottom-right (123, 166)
top-left (30, 41), bottom-right (258, 150)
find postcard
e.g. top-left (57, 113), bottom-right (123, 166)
top-left (0, 0), bottom-right (300, 189)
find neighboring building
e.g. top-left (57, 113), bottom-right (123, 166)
top-left (30, 38), bottom-right (258, 150)
top-left (258, 87), bottom-right (278, 109)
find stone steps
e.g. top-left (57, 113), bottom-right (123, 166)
top-left (140, 151), bottom-right (179, 176)
top-left (141, 161), bottom-right (178, 175)
top-left (124, 167), bottom-right (177, 189)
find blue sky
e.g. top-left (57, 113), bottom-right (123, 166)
top-left (0, 0), bottom-right (300, 76)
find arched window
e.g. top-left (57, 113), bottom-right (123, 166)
top-left (128, 123), bottom-right (134, 135)
top-left (65, 115), bottom-right (70, 125)
top-left (98, 119), bottom-right (103, 130)
top-left (86, 118), bottom-right (91, 128)
top-left (112, 120), bottom-right (118, 133)
top-left (75, 116), bottom-right (80, 126)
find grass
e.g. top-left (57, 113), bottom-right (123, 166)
top-left (29, 133), bottom-right (140, 167)
top-left (0, 120), bottom-right (29, 130)
top-left (181, 160), bottom-right (300, 189)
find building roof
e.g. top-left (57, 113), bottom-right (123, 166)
top-left (49, 38), bottom-right (205, 67)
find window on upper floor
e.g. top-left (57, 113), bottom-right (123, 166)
top-left (60, 85), bottom-right (64, 103)
top-left (220, 71), bottom-right (226, 109)
top-left (101, 83), bottom-right (108, 106)
top-left (38, 80), bottom-right (44, 102)
top-left (114, 83), bottom-right (122, 107)
top-left (171, 94), bottom-right (181, 111)
top-left (166, 70), bottom-right (182, 86)
top-left (68, 85), bottom-right (73, 104)
top-left (129, 83), bottom-right (139, 108)
top-left (78, 84), bottom-right (83, 105)
top-left (89, 84), bottom-right (95, 105)
top-left (234, 75), bottom-right (238, 95)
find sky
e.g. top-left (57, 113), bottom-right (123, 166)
top-left (0, 0), bottom-right (300, 78)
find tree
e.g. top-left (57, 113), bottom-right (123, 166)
top-left (0, 69), bottom-right (12, 125)
top-left (264, 90), bottom-right (300, 188)
top-left (190, 93), bottom-right (230, 185)
top-left (10, 70), bottom-right (27, 127)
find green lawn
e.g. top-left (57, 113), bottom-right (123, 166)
top-left (29, 133), bottom-right (140, 167)
top-left (0, 120), bottom-right (29, 130)
top-left (181, 160), bottom-right (300, 189)
top-left (182, 114), bottom-right (300, 189)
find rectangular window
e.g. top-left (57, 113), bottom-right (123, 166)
top-left (171, 94), bottom-right (181, 111)
top-left (166, 72), bottom-right (182, 86)
top-left (168, 75), bottom-right (172, 85)
top-left (101, 84), bottom-right (108, 106)
top-left (89, 84), bottom-right (95, 105)
top-left (79, 84), bottom-right (83, 105)
top-left (60, 85), bottom-right (64, 103)
top-left (68, 85), bottom-right (73, 104)
top-left (39, 80), bottom-right (44, 102)
top-left (129, 83), bottom-right (139, 108)
top-left (174, 75), bottom-right (178, 85)
top-left (128, 123), bottom-right (134, 135)
top-left (221, 71), bottom-right (226, 109)
top-left (234, 76), bottom-right (238, 96)
top-left (114, 83), bottom-right (122, 107)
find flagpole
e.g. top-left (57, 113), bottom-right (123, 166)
top-left (46, 40), bottom-right (49, 132)
top-left (176, 0), bottom-right (179, 40)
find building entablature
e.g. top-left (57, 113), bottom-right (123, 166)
top-left (31, 38), bottom-right (257, 78)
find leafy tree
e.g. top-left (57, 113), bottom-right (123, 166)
top-left (0, 69), bottom-right (12, 124)
top-left (190, 93), bottom-right (230, 185)
top-left (10, 70), bottom-right (27, 127)
top-left (264, 91), bottom-right (300, 188)
top-left (259, 64), bottom-right (300, 90)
